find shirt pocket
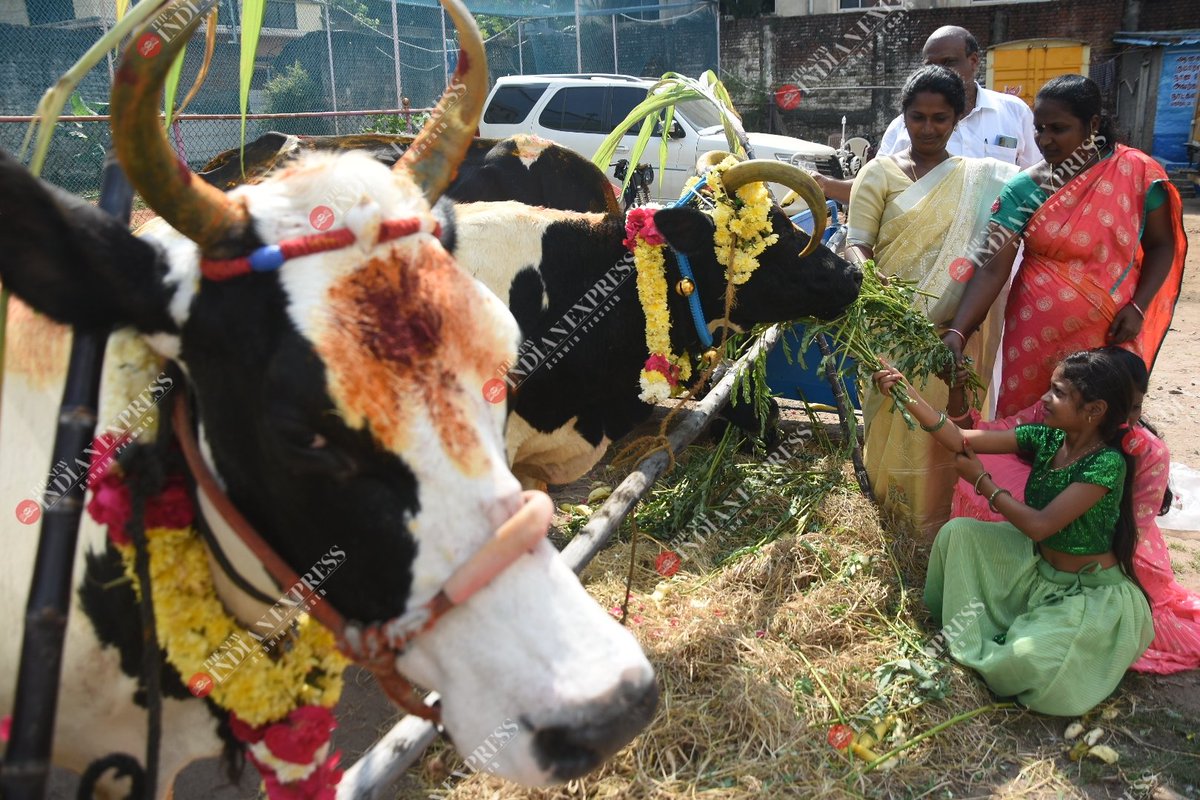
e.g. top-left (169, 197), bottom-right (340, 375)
top-left (983, 141), bottom-right (1019, 164)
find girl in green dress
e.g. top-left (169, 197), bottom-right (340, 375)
top-left (874, 349), bottom-right (1153, 715)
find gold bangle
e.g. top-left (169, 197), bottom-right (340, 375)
top-left (973, 471), bottom-right (991, 496)
top-left (988, 487), bottom-right (1011, 512)
top-left (920, 411), bottom-right (948, 433)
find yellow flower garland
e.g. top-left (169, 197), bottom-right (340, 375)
top-left (686, 156), bottom-right (780, 286)
top-left (631, 234), bottom-right (692, 402)
top-left (117, 527), bottom-right (346, 727)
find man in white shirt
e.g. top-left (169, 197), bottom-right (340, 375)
top-left (815, 26), bottom-right (1039, 203)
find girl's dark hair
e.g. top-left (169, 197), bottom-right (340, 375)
top-left (1036, 74), bottom-right (1117, 146)
top-left (1058, 349), bottom-right (1142, 590)
top-left (1098, 345), bottom-right (1173, 514)
top-left (901, 65), bottom-right (966, 117)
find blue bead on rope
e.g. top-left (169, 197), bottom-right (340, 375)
top-left (249, 245), bottom-right (286, 273)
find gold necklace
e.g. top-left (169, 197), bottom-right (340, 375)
top-left (1056, 438), bottom-right (1104, 469)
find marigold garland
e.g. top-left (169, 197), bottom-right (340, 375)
top-left (90, 332), bottom-right (348, 798)
top-left (686, 155), bottom-right (779, 285)
top-left (112, 526), bottom-right (347, 726)
top-left (625, 207), bottom-right (692, 402)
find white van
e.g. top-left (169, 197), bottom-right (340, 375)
top-left (478, 74), bottom-right (843, 204)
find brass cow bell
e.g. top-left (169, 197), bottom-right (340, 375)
top-left (675, 279), bottom-right (695, 297)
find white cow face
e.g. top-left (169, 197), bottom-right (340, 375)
top-left (0, 148), bottom-right (656, 783)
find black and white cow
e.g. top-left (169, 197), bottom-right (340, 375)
top-left (201, 132), bottom-right (622, 215)
top-left (0, 0), bottom-right (655, 794)
top-left (450, 162), bottom-right (862, 487)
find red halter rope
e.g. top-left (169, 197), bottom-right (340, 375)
top-left (199, 217), bottom-right (440, 281)
top-left (177, 214), bottom-right (549, 721)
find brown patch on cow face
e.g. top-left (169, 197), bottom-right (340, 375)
top-left (320, 240), bottom-right (506, 477)
top-left (5, 299), bottom-right (70, 389)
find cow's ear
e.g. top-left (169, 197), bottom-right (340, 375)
top-left (652, 207), bottom-right (715, 254)
top-left (0, 151), bottom-right (178, 334)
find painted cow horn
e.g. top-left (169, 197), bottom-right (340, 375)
top-left (396, 0), bottom-right (488, 205)
top-left (110, 0), bottom-right (250, 257)
top-left (721, 161), bottom-right (827, 259)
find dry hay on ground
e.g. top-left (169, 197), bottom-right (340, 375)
top-left (413, 433), bottom-right (1145, 800)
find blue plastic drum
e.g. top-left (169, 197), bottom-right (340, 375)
top-left (766, 201), bottom-right (861, 408)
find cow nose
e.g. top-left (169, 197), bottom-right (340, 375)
top-left (851, 262), bottom-right (864, 287)
top-left (531, 673), bottom-right (659, 781)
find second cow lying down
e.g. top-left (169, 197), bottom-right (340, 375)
top-left (450, 161), bottom-right (862, 487)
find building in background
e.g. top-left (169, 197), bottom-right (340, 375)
top-left (722, 0), bottom-right (1200, 176)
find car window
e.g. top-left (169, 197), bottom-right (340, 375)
top-left (483, 84), bottom-right (549, 125)
top-left (610, 87), bottom-right (649, 134)
top-left (538, 87), bottom-right (607, 133)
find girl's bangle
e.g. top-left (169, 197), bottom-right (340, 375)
top-left (920, 411), bottom-right (947, 433)
top-left (987, 487), bottom-right (1011, 512)
top-left (949, 407), bottom-right (972, 423)
top-left (942, 328), bottom-right (967, 347)
top-left (973, 471), bottom-right (992, 496)
top-left (1128, 300), bottom-right (1145, 319)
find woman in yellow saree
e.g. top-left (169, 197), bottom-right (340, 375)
top-left (847, 65), bottom-right (1018, 535)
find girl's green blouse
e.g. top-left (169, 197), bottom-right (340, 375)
top-left (1014, 424), bottom-right (1126, 555)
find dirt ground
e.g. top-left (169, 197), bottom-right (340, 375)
top-left (1142, 195), bottom-right (1200, 596)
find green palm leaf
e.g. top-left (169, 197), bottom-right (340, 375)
top-left (590, 72), bottom-right (749, 198)
top-left (164, 42), bottom-right (188, 128)
top-left (238, 0), bottom-right (267, 168)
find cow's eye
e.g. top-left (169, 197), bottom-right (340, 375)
top-left (271, 419), bottom-right (358, 479)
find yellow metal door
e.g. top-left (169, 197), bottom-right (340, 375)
top-left (987, 39), bottom-right (1090, 108)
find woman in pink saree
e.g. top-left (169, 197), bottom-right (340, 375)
top-left (943, 75), bottom-right (1185, 418)
top-left (948, 347), bottom-right (1200, 674)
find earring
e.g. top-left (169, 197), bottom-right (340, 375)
top-left (1085, 132), bottom-right (1097, 149)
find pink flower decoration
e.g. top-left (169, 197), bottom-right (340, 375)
top-left (643, 354), bottom-right (681, 387)
top-left (990, 198), bottom-right (1001, 213)
top-left (145, 476), bottom-right (195, 529)
top-left (262, 706), bottom-right (337, 765)
top-left (623, 207), bottom-right (665, 250)
top-left (87, 471), bottom-right (133, 546)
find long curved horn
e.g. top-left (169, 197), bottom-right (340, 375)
top-left (721, 161), bottom-right (827, 259)
top-left (110, 0), bottom-right (250, 257)
top-left (396, 0), bottom-right (488, 205)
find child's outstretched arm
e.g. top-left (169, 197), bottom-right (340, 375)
top-left (953, 442), bottom-right (1111, 542)
top-left (873, 364), bottom-right (1019, 455)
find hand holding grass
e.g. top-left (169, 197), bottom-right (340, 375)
top-left (871, 361), bottom-right (968, 455)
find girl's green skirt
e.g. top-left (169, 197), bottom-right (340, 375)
top-left (926, 518), bottom-right (1153, 716)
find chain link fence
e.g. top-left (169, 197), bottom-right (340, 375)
top-left (1, 0), bottom-right (718, 197)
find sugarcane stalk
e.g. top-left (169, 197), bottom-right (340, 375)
top-left (0, 149), bottom-right (130, 800)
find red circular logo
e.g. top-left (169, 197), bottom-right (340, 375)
top-left (187, 672), bottom-right (214, 698)
top-left (137, 32), bottom-right (162, 59)
top-left (949, 257), bottom-right (975, 283)
top-left (655, 550), bottom-right (681, 577)
top-left (775, 84), bottom-right (803, 111)
top-left (309, 205), bottom-right (335, 231)
top-left (827, 723), bottom-right (854, 750)
top-left (482, 378), bottom-right (507, 404)
top-left (15, 500), bottom-right (41, 525)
